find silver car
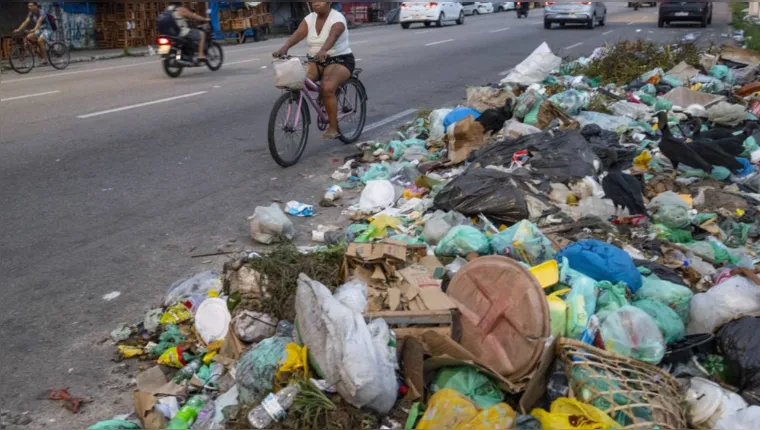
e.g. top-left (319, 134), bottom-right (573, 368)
top-left (544, 2), bottom-right (607, 29)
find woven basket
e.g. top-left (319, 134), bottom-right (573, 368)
top-left (557, 339), bottom-right (687, 430)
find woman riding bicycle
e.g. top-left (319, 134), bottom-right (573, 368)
top-left (274, 2), bottom-right (355, 140)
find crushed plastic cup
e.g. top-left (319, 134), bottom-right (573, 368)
top-left (323, 185), bottom-right (343, 202)
top-left (285, 201), bottom-right (314, 217)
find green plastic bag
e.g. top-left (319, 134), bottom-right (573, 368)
top-left (661, 75), bottom-right (683, 87)
top-left (742, 136), bottom-right (760, 158)
top-left (640, 83), bottom-right (657, 96)
top-left (633, 298), bottom-right (685, 344)
top-left (435, 226), bottom-right (490, 257)
top-left (636, 92), bottom-right (656, 106)
top-left (431, 366), bottom-right (505, 408)
top-left (653, 205), bottom-right (690, 229)
top-left (709, 65), bottom-right (735, 83)
top-left (650, 224), bottom-right (693, 243)
top-left (634, 275), bottom-right (693, 323)
top-left (595, 281), bottom-right (630, 322)
top-left (654, 97), bottom-right (673, 113)
top-left (490, 220), bottom-right (556, 265)
top-left (565, 275), bottom-right (598, 340)
top-left (361, 163), bottom-right (391, 183)
top-left (388, 140), bottom-right (408, 160)
top-left (600, 306), bottom-right (665, 364)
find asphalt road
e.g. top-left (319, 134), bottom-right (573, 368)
top-left (0, 3), bottom-right (734, 426)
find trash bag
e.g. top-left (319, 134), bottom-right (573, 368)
top-left (595, 281), bottom-right (630, 322)
top-left (707, 102), bottom-right (749, 127)
top-left (717, 317), bottom-right (760, 405)
top-left (653, 205), bottom-right (691, 229)
top-left (272, 58), bottom-right (306, 90)
top-left (709, 65), bottom-right (735, 83)
top-left (575, 111), bottom-right (634, 132)
top-left (501, 42), bottom-right (562, 86)
top-left (249, 204), bottom-right (296, 245)
top-left (416, 389), bottom-right (517, 430)
top-left (661, 75), bottom-right (684, 87)
top-left (503, 119), bottom-right (541, 139)
top-left (236, 335), bottom-right (292, 405)
top-left (688, 276), bottom-right (760, 335)
top-left (610, 101), bottom-right (651, 121)
top-left (164, 271), bottom-right (222, 307)
top-left (600, 306), bottom-right (666, 364)
top-left (565, 276), bottom-right (599, 340)
top-left (443, 107), bottom-right (481, 132)
top-left (654, 97), bottom-right (674, 113)
top-left (467, 86), bottom-right (515, 113)
top-left (470, 130), bottom-right (601, 182)
top-left (359, 180), bottom-right (396, 211)
top-left (490, 220), bottom-right (555, 265)
top-left (635, 260), bottom-right (688, 287)
top-left (514, 89), bottom-right (545, 120)
top-left (634, 275), bottom-right (693, 323)
top-left (436, 226), bottom-right (491, 257)
top-left (581, 124), bottom-right (637, 170)
top-left (433, 169), bottom-right (531, 224)
top-left (556, 240), bottom-right (643, 293)
top-left (548, 89), bottom-right (591, 116)
top-left (431, 366), bottom-right (505, 409)
top-left (715, 406), bottom-right (760, 430)
top-left (634, 298), bottom-right (685, 344)
top-left (423, 210), bottom-right (467, 246)
top-left (361, 163), bottom-right (391, 183)
top-left (531, 397), bottom-right (619, 430)
top-left (295, 274), bottom-right (398, 414)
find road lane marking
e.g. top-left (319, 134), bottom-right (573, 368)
top-left (489, 27), bottom-right (510, 33)
top-left (364, 108), bottom-right (418, 132)
top-left (1, 61), bottom-right (155, 84)
top-left (352, 40), bottom-right (370, 45)
top-left (226, 58), bottom-right (260, 66)
top-left (425, 39), bottom-right (454, 46)
top-left (0, 90), bottom-right (60, 102)
top-left (627, 21), bottom-right (635, 25)
top-left (498, 69), bottom-right (510, 76)
top-left (77, 91), bottom-right (208, 119)
top-left (602, 30), bottom-right (614, 36)
top-left (415, 30), bottom-right (435, 34)
top-left (565, 42), bottom-right (584, 50)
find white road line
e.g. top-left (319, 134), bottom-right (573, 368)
top-left (425, 39), bottom-right (454, 47)
top-left (488, 27), bottom-right (510, 33)
top-left (565, 42), bottom-right (584, 50)
top-left (415, 30), bottom-right (435, 35)
top-left (498, 69), bottom-right (510, 76)
top-left (627, 21), bottom-right (635, 25)
top-left (602, 30), bottom-right (614, 36)
top-left (352, 40), bottom-right (370, 45)
top-left (226, 58), bottom-right (260, 66)
top-left (77, 91), bottom-right (208, 119)
top-left (0, 90), bottom-right (61, 102)
top-left (364, 108), bottom-right (418, 133)
top-left (1, 60), bottom-right (155, 84)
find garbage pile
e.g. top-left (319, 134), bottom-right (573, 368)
top-left (94, 39), bottom-right (760, 430)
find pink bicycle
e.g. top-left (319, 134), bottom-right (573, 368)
top-left (268, 55), bottom-right (368, 167)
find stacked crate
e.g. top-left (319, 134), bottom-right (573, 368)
top-left (219, 3), bottom-right (271, 33)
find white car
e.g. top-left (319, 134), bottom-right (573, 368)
top-left (493, 2), bottom-right (517, 12)
top-left (462, 2), bottom-right (495, 16)
top-left (399, 2), bottom-right (465, 29)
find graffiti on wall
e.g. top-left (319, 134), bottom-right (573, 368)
top-left (41, 2), bottom-right (96, 50)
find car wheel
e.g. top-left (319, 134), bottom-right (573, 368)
top-left (498, 6), bottom-right (504, 12)
top-left (456, 11), bottom-right (465, 25)
top-left (587, 14), bottom-right (595, 29)
top-left (436, 13), bottom-right (444, 27)
top-left (599, 13), bottom-right (606, 26)
top-left (544, 19), bottom-right (551, 29)
top-left (424, 21), bottom-right (431, 27)
top-left (473, 10), bottom-right (479, 16)
top-left (401, 22), bottom-right (411, 29)
top-left (658, 17), bottom-right (664, 28)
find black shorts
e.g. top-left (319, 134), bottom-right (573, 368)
top-left (314, 53), bottom-right (355, 75)
top-left (185, 29), bottom-right (202, 42)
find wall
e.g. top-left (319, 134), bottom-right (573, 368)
top-left (42, 2), bottom-right (97, 50)
top-left (0, 3), bottom-right (31, 35)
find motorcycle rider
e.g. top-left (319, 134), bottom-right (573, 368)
top-left (167, 2), bottom-right (210, 63)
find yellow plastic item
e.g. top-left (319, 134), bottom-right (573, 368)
top-left (737, 209), bottom-right (746, 217)
top-left (633, 150), bottom-right (652, 171)
top-left (678, 194), bottom-right (693, 208)
top-left (158, 346), bottom-right (186, 368)
top-left (416, 389), bottom-right (516, 430)
top-left (547, 289), bottom-right (571, 339)
top-left (203, 351), bottom-right (218, 364)
top-left (369, 215), bottom-right (403, 238)
top-left (276, 343), bottom-right (310, 383)
top-left (160, 303), bottom-right (193, 325)
top-left (691, 83), bottom-right (703, 92)
top-left (118, 345), bottom-right (145, 359)
top-left (530, 260), bottom-right (559, 289)
top-left (531, 397), bottom-right (619, 430)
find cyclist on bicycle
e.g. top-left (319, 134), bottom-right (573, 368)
top-left (274, 2), bottom-right (355, 140)
top-left (15, 2), bottom-right (52, 66)
top-left (167, 2), bottom-right (210, 64)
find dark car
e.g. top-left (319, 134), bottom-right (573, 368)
top-left (658, 0), bottom-right (712, 28)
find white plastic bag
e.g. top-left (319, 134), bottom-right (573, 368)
top-left (164, 271), bottom-right (222, 307)
top-left (429, 108), bottom-right (454, 140)
top-left (601, 306), bottom-right (666, 364)
top-left (273, 58), bottom-right (306, 90)
top-left (500, 42), bottom-right (562, 86)
top-left (503, 119), bottom-right (541, 139)
top-left (715, 406), bottom-right (760, 430)
top-left (687, 276), bottom-right (760, 335)
top-left (295, 274), bottom-right (397, 414)
top-left (610, 101), bottom-right (652, 121)
top-left (359, 180), bottom-right (396, 211)
top-left (248, 204), bottom-right (296, 244)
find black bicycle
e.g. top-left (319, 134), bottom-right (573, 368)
top-left (9, 31), bottom-right (70, 74)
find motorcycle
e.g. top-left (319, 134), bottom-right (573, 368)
top-left (157, 23), bottom-right (223, 78)
top-left (633, 2), bottom-right (640, 11)
top-left (516, 2), bottom-right (529, 18)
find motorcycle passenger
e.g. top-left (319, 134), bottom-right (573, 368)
top-left (167, 2), bottom-right (210, 63)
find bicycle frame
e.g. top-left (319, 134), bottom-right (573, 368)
top-left (286, 76), bottom-right (358, 130)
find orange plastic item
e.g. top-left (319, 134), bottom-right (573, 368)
top-left (447, 256), bottom-right (550, 383)
top-left (737, 82), bottom-right (760, 97)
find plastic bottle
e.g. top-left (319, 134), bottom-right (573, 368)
top-left (247, 385), bottom-right (301, 429)
top-left (166, 396), bottom-right (205, 430)
top-left (323, 185), bottom-right (343, 202)
top-left (172, 359), bottom-right (202, 383)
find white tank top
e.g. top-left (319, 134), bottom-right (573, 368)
top-left (304, 9), bottom-right (352, 57)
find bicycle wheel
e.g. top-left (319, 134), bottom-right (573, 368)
top-left (268, 91), bottom-right (311, 167)
top-left (48, 42), bottom-right (70, 70)
top-left (337, 78), bottom-right (368, 145)
top-left (9, 44), bottom-right (34, 74)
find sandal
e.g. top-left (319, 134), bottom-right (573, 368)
top-left (321, 131), bottom-right (340, 140)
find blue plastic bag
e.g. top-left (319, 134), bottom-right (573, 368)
top-left (443, 107), bottom-right (481, 132)
top-left (556, 240), bottom-right (642, 293)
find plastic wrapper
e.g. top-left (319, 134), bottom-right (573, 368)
top-left (595, 281), bottom-right (630, 322)
top-left (531, 397), bottom-right (619, 430)
top-left (164, 271), bottom-right (222, 307)
top-left (490, 220), bottom-right (555, 265)
top-left (361, 163), bottom-right (391, 183)
top-left (236, 336), bottom-right (291, 405)
top-left (249, 204), bottom-right (296, 245)
top-left (423, 210), bottom-right (466, 246)
top-left (565, 276), bottom-right (598, 340)
top-left (610, 101), bottom-right (651, 121)
top-left (575, 111), bottom-right (634, 132)
top-left (600, 306), bottom-right (666, 364)
top-left (633, 299), bottom-right (685, 344)
top-left (707, 101), bottom-right (749, 127)
top-left (416, 389), bottom-right (517, 430)
top-left (500, 42), bottom-right (562, 86)
top-left (688, 277), bottom-right (760, 335)
top-left (431, 366), bottom-right (505, 408)
top-left (634, 275), bottom-right (693, 323)
top-left (548, 89), bottom-right (591, 115)
top-left (436, 226), bottom-right (490, 257)
top-left (359, 180), bottom-right (396, 211)
top-left (272, 58), bottom-right (306, 90)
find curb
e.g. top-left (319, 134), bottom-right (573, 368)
top-left (0, 50), bottom-right (151, 72)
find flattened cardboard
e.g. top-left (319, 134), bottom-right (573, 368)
top-left (401, 265), bottom-right (456, 310)
top-left (133, 392), bottom-right (166, 430)
top-left (346, 242), bottom-right (407, 262)
top-left (218, 325), bottom-right (245, 362)
top-left (388, 288), bottom-right (402, 311)
top-left (519, 338), bottom-right (558, 414)
top-left (401, 337), bottom-right (425, 402)
top-left (136, 366), bottom-right (186, 397)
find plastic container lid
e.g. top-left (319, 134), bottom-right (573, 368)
top-left (447, 256), bottom-right (550, 383)
top-left (195, 298), bottom-right (231, 344)
top-left (687, 377), bottom-right (724, 426)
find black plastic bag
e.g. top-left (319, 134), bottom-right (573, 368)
top-left (581, 124), bottom-right (636, 170)
top-left (634, 260), bottom-right (688, 287)
top-left (716, 316), bottom-right (760, 405)
top-left (470, 130), bottom-right (600, 182)
top-left (434, 168), bottom-right (531, 224)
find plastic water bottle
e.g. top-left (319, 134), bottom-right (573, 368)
top-left (247, 385), bottom-right (301, 429)
top-left (166, 396), bottom-right (205, 430)
top-left (172, 359), bottom-right (202, 383)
